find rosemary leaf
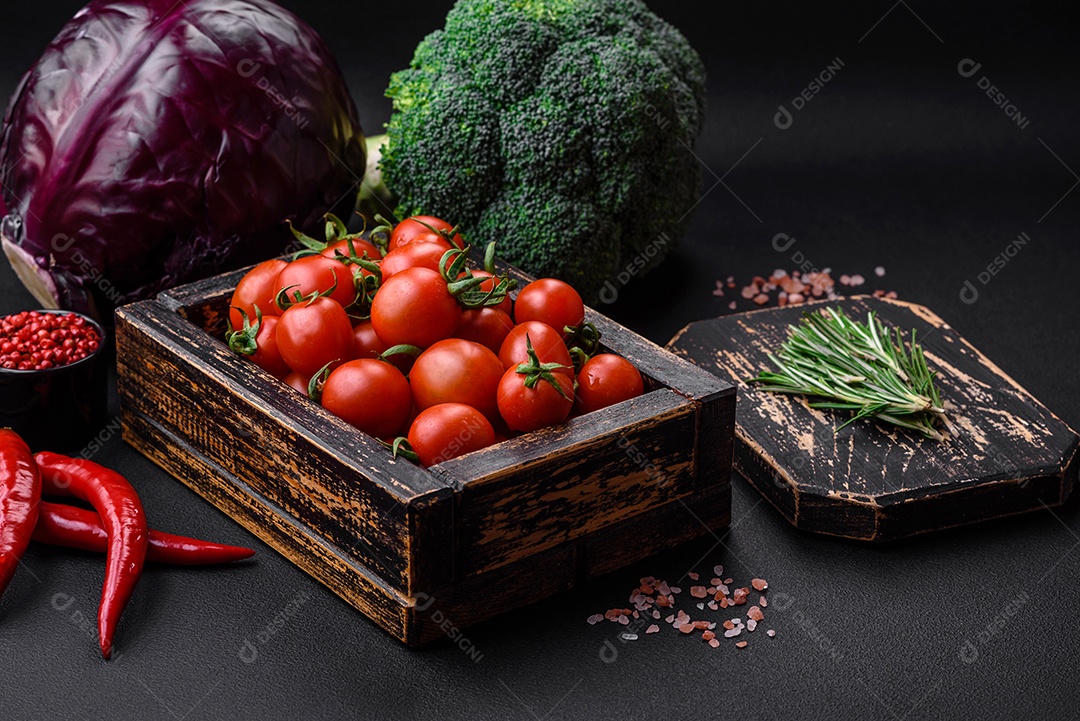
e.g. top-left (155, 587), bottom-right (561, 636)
top-left (747, 308), bottom-right (950, 440)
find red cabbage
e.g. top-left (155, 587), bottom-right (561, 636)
top-left (0, 0), bottom-right (365, 318)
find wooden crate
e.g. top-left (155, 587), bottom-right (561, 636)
top-left (115, 261), bottom-right (735, 644)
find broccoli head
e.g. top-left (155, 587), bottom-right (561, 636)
top-left (381, 0), bottom-right (706, 301)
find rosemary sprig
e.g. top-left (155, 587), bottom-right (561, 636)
top-left (747, 308), bottom-right (952, 441)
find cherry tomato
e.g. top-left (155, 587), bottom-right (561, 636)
top-left (276, 255), bottom-right (357, 311)
top-left (371, 267), bottom-right (461, 348)
top-left (498, 321), bottom-right (573, 377)
top-left (575, 354), bottom-right (645, 414)
top-left (380, 239), bottom-right (454, 279)
top-left (229, 259), bottom-right (286, 330)
top-left (245, 315), bottom-right (290, 378)
top-left (470, 270), bottom-right (513, 315)
top-left (352, 320), bottom-right (388, 359)
top-left (454, 307), bottom-right (514, 354)
top-left (352, 321), bottom-right (414, 373)
top-left (276, 297), bottom-right (354, 376)
top-left (407, 403), bottom-right (496, 467)
top-left (389, 215), bottom-right (464, 251)
top-left (514, 278), bottom-right (584, 332)
top-left (321, 237), bottom-right (382, 262)
top-left (321, 359), bottom-right (412, 440)
top-left (282, 371), bottom-right (312, 396)
top-left (497, 365), bottom-right (574, 432)
top-left (410, 339), bottom-right (504, 422)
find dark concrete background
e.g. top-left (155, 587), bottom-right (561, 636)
top-left (1, 1), bottom-right (1078, 719)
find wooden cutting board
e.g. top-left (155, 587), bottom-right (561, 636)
top-left (667, 296), bottom-right (1079, 541)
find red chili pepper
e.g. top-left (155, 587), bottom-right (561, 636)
top-left (1, 429), bottom-right (41, 597)
top-left (32, 501), bottom-right (255, 565)
top-left (34, 452), bottom-right (148, 659)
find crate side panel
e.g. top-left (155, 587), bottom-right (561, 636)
top-left (122, 409), bottom-right (413, 643)
top-left (116, 301), bottom-right (454, 593)
top-left (440, 390), bottom-right (700, 576)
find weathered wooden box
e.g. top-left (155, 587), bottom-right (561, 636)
top-left (115, 261), bottom-right (734, 644)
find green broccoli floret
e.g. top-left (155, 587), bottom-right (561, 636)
top-left (380, 0), bottom-right (706, 301)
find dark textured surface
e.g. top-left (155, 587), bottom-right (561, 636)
top-left (2, 1), bottom-right (1079, 719)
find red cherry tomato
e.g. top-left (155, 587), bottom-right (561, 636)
top-left (389, 215), bottom-right (464, 251)
top-left (352, 320), bottom-right (388, 359)
top-left (282, 371), bottom-right (311, 396)
top-left (410, 339), bottom-right (504, 422)
top-left (245, 315), bottom-right (290, 378)
top-left (380, 239), bottom-right (454, 280)
top-left (321, 237), bottom-right (382, 261)
top-left (229, 259), bottom-right (286, 330)
top-left (276, 297), bottom-right (355, 376)
top-left (496, 365), bottom-right (574, 432)
top-left (498, 321), bottom-right (573, 377)
top-left (454, 307), bottom-right (514, 354)
top-left (575, 354), bottom-right (645, 414)
top-left (370, 268), bottom-right (461, 348)
top-left (470, 269), bottom-right (513, 315)
top-left (514, 278), bottom-right (584, 332)
top-left (352, 321), bottom-right (414, 373)
top-left (276, 255), bottom-right (357, 311)
top-left (321, 359), bottom-right (412, 440)
top-left (407, 403), bottom-right (496, 467)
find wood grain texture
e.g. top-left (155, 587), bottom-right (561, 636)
top-left (667, 296), bottom-right (1079, 541)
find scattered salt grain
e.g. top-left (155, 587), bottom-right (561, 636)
top-left (736, 641), bottom-right (748, 649)
top-left (646, 625), bottom-right (660, 634)
top-left (621, 633), bottom-right (638, 641)
top-left (751, 578), bottom-right (768, 592)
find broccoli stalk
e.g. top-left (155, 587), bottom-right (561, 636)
top-left (378, 0), bottom-right (707, 302)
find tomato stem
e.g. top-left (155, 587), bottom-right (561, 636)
top-left (515, 335), bottom-right (573, 400)
top-left (385, 437), bottom-right (420, 464)
top-left (370, 214), bottom-right (395, 255)
top-left (440, 245), bottom-right (517, 309)
top-left (379, 344), bottom-right (423, 361)
top-left (307, 362), bottom-right (334, 402)
top-left (225, 304), bottom-right (264, 356)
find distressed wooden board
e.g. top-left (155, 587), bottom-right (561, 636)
top-left (667, 296), bottom-right (1079, 541)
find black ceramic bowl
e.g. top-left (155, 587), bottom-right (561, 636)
top-left (0, 310), bottom-right (108, 452)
